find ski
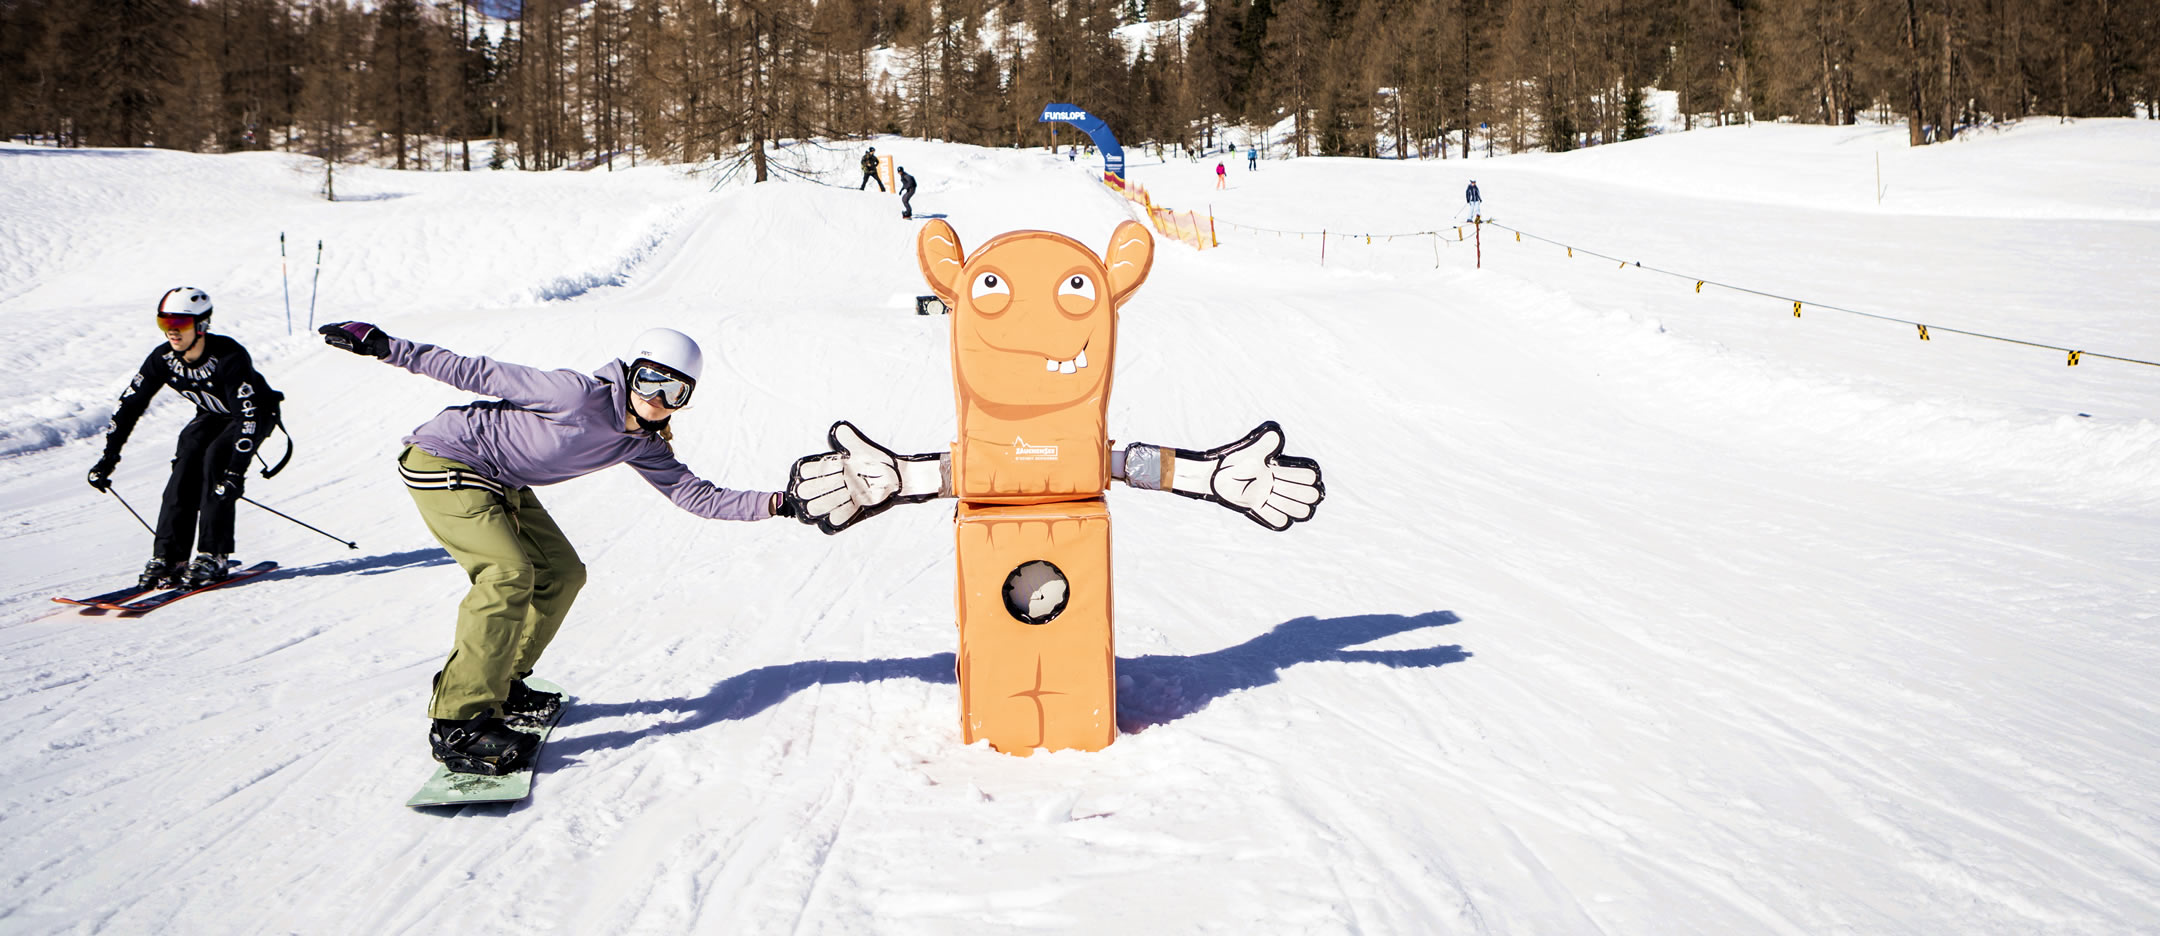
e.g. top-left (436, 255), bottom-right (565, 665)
top-left (407, 678), bottom-right (569, 809)
top-left (95, 561), bottom-right (279, 614)
top-left (52, 584), bottom-right (156, 612)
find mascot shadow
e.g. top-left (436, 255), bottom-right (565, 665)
top-left (551, 611), bottom-right (1468, 760)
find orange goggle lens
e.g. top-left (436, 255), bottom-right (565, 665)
top-left (157, 314), bottom-right (199, 331)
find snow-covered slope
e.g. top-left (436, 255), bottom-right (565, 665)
top-left (3, 120), bottom-right (2158, 934)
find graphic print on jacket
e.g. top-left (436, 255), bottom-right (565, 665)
top-left (104, 334), bottom-right (282, 468)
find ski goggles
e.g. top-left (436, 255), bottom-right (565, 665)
top-left (157, 313), bottom-right (200, 331)
top-left (629, 361), bottom-right (695, 409)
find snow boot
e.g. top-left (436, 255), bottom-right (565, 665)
top-left (138, 557), bottom-right (182, 591)
top-left (429, 714), bottom-right (537, 775)
top-left (180, 553), bottom-right (231, 588)
top-left (502, 678), bottom-right (563, 730)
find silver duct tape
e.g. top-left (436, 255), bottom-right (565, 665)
top-left (1125, 443), bottom-right (1164, 490)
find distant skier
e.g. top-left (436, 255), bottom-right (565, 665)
top-left (1247, 146), bottom-right (1258, 170)
top-left (898, 166), bottom-right (918, 219)
top-left (859, 146), bottom-right (884, 191)
top-left (1215, 161), bottom-right (1227, 189)
top-left (1068, 145), bottom-right (1077, 162)
top-left (1466, 180), bottom-right (1483, 220)
top-left (317, 322), bottom-right (797, 775)
top-left (88, 288), bottom-right (283, 591)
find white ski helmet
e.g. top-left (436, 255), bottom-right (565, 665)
top-left (623, 327), bottom-right (703, 382)
top-left (158, 287), bottom-right (213, 319)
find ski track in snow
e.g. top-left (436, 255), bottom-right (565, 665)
top-left (3, 123), bottom-right (2160, 934)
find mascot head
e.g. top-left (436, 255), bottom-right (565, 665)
top-left (918, 220), bottom-right (1154, 415)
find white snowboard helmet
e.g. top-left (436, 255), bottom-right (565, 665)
top-left (622, 327), bottom-right (703, 408)
top-left (157, 287), bottom-right (214, 320)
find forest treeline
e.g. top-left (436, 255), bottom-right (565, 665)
top-left (2, 0), bottom-right (2154, 177)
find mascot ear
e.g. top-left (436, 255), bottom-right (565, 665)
top-left (918, 220), bottom-right (966, 306)
top-left (1104, 220), bottom-right (1154, 308)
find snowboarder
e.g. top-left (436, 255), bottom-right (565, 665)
top-left (317, 322), bottom-right (797, 775)
top-left (1247, 146), bottom-right (1258, 170)
top-left (88, 288), bottom-right (284, 591)
top-left (898, 166), bottom-right (918, 219)
top-left (859, 146), bottom-right (884, 191)
top-left (1068, 146), bottom-right (1077, 162)
top-left (1466, 180), bottom-right (1483, 221)
top-left (1215, 161), bottom-right (1228, 189)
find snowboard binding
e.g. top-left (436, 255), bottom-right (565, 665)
top-left (429, 715), bottom-right (537, 776)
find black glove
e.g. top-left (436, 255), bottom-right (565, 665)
top-left (319, 321), bottom-right (391, 358)
top-left (769, 490), bottom-right (799, 519)
top-left (87, 453), bottom-right (119, 491)
top-left (211, 467), bottom-right (246, 502)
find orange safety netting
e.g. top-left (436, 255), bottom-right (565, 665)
top-left (1106, 176), bottom-right (1212, 251)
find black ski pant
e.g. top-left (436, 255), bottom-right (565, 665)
top-left (153, 413), bottom-right (254, 560)
top-left (901, 189), bottom-right (915, 217)
top-left (861, 171), bottom-right (884, 192)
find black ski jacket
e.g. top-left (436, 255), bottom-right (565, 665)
top-left (104, 333), bottom-right (283, 469)
top-left (862, 153), bottom-right (879, 173)
top-left (898, 170), bottom-right (917, 196)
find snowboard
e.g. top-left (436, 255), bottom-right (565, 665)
top-left (406, 678), bottom-right (568, 809)
top-left (96, 561), bottom-right (278, 615)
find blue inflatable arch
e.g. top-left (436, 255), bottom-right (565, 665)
top-left (1038, 103), bottom-right (1127, 181)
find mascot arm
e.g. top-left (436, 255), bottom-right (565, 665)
top-left (1114, 421), bottom-right (1325, 532)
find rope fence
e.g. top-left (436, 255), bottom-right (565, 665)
top-left (1183, 201), bottom-right (2155, 371)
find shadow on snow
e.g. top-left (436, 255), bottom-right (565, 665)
top-left (549, 610), bottom-right (1467, 761)
top-left (260, 548), bottom-right (455, 581)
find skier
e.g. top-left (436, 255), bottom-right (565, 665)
top-left (88, 288), bottom-right (284, 590)
top-left (1466, 179), bottom-right (1483, 221)
top-left (1215, 161), bottom-right (1228, 189)
top-left (1068, 145), bottom-right (1077, 162)
top-left (1247, 145), bottom-right (1258, 170)
top-left (859, 146), bottom-right (884, 191)
top-left (317, 321), bottom-right (797, 775)
top-left (898, 165), bottom-right (918, 219)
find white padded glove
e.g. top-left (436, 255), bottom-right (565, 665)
top-left (788, 421), bottom-right (947, 534)
top-left (1124, 421), bottom-right (1324, 531)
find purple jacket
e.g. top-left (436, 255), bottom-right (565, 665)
top-left (390, 338), bottom-right (775, 521)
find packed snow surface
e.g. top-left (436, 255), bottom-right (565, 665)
top-left (4, 121), bottom-right (2159, 934)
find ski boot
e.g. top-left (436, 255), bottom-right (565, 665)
top-left (430, 714), bottom-right (537, 775)
top-left (502, 678), bottom-right (563, 730)
top-left (181, 553), bottom-right (232, 588)
top-left (138, 557), bottom-right (182, 591)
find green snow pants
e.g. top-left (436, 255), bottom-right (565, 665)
top-left (401, 446), bottom-right (587, 721)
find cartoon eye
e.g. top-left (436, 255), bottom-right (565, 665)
top-left (1058, 274), bottom-right (1095, 301)
top-left (972, 272), bottom-right (1009, 300)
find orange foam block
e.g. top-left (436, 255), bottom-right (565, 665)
top-left (954, 500), bottom-right (1114, 754)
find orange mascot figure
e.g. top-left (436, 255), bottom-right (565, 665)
top-left (787, 219), bottom-right (1324, 755)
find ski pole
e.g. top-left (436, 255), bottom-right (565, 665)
top-left (106, 488), bottom-right (155, 534)
top-left (280, 233), bottom-right (292, 336)
top-left (307, 240), bottom-right (323, 330)
top-left (240, 495), bottom-right (357, 549)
